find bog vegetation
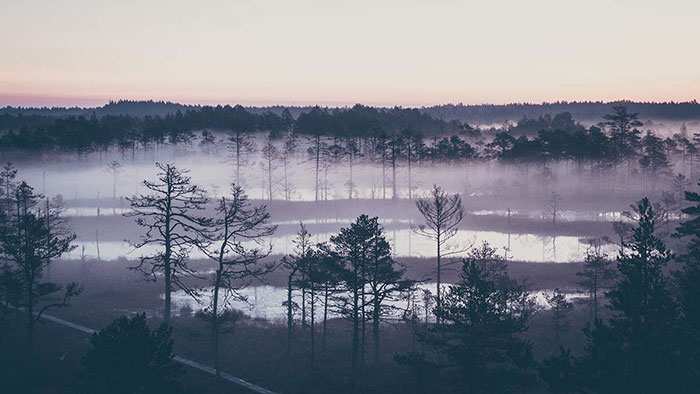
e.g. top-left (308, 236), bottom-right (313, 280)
top-left (1, 103), bottom-right (700, 393)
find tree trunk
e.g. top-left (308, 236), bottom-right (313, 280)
top-left (310, 287), bottom-right (316, 368)
top-left (408, 151), bottom-right (412, 199)
top-left (164, 262), bottom-right (171, 324)
top-left (323, 284), bottom-right (329, 353)
top-left (26, 275), bottom-right (34, 344)
top-left (360, 258), bottom-right (366, 369)
top-left (287, 272), bottom-right (294, 358)
top-left (301, 278), bottom-right (307, 329)
top-left (373, 300), bottom-right (380, 366)
top-left (436, 233), bottom-right (441, 325)
top-left (212, 268), bottom-right (222, 378)
top-left (351, 266), bottom-right (359, 388)
top-left (315, 134), bottom-right (320, 202)
top-left (163, 187), bottom-right (173, 325)
top-left (391, 142), bottom-right (397, 200)
top-left (268, 154), bottom-right (273, 201)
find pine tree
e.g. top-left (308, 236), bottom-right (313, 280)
top-left (579, 198), bottom-right (680, 393)
top-left (576, 241), bottom-right (616, 321)
top-left (329, 215), bottom-right (392, 386)
top-left (0, 181), bottom-right (80, 343)
top-left (545, 288), bottom-right (573, 343)
top-left (78, 314), bottom-right (185, 394)
top-left (673, 177), bottom-right (700, 388)
top-left (396, 244), bottom-right (539, 393)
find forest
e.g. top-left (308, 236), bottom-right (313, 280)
top-left (1, 104), bottom-right (700, 394)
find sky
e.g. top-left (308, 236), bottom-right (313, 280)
top-left (1, 0), bottom-right (699, 108)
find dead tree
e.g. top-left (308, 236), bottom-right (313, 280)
top-left (105, 160), bottom-right (123, 199)
top-left (413, 185), bottom-right (464, 323)
top-left (547, 191), bottom-right (562, 226)
top-left (281, 132), bottom-right (298, 202)
top-left (126, 163), bottom-right (210, 324)
top-left (227, 130), bottom-right (256, 186)
top-left (199, 184), bottom-right (277, 378)
top-left (261, 134), bottom-right (280, 201)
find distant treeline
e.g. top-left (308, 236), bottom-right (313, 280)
top-left (423, 100), bottom-right (700, 123)
top-left (0, 104), bottom-right (468, 152)
top-left (3, 99), bottom-right (700, 124)
top-left (1, 103), bottom-right (698, 178)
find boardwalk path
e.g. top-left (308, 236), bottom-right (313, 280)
top-left (32, 309), bottom-right (279, 394)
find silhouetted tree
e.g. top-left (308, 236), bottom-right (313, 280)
top-left (396, 244), bottom-right (539, 393)
top-left (77, 313), bottom-right (185, 394)
top-left (579, 198), bottom-right (680, 393)
top-left (261, 133), bottom-right (280, 200)
top-left (421, 288), bottom-right (434, 324)
top-left (546, 191), bottom-right (562, 225)
top-left (673, 177), bottom-right (700, 388)
top-left (281, 132), bottom-right (298, 202)
top-left (414, 185), bottom-right (464, 322)
top-left (364, 226), bottom-right (413, 365)
top-left (673, 173), bottom-right (690, 213)
top-left (126, 163), bottom-right (210, 324)
top-left (0, 181), bottom-right (80, 343)
top-left (329, 215), bottom-right (388, 385)
top-left (545, 288), bottom-right (573, 343)
top-left (576, 241), bottom-right (616, 321)
top-left (282, 223), bottom-right (313, 358)
top-left (604, 105), bottom-right (642, 161)
top-left (539, 347), bottom-right (578, 393)
top-left (199, 184), bottom-right (276, 378)
top-left (227, 129), bottom-right (256, 186)
top-left (0, 162), bottom-right (18, 213)
top-left (639, 131), bottom-right (671, 188)
top-left (105, 160), bottom-right (123, 199)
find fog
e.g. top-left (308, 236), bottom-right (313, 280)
top-left (4, 129), bottom-right (691, 326)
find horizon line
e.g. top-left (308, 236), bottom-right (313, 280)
top-left (2, 96), bottom-right (700, 111)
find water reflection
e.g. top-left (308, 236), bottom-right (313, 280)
top-left (67, 228), bottom-right (616, 263)
top-left (167, 284), bottom-right (589, 320)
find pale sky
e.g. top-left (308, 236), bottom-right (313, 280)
top-left (1, 0), bottom-right (699, 107)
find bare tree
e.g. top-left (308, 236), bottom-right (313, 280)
top-left (307, 131), bottom-right (327, 202)
top-left (345, 138), bottom-right (358, 200)
top-left (199, 184), bottom-right (277, 378)
top-left (105, 160), bottom-right (123, 199)
top-left (227, 130), bottom-right (256, 186)
top-left (547, 191), bottom-right (562, 226)
top-left (281, 132), bottom-right (298, 202)
top-left (402, 130), bottom-right (422, 200)
top-left (125, 163), bottom-right (210, 324)
top-left (260, 134), bottom-right (280, 201)
top-left (388, 134), bottom-right (401, 200)
top-left (413, 185), bottom-right (464, 323)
